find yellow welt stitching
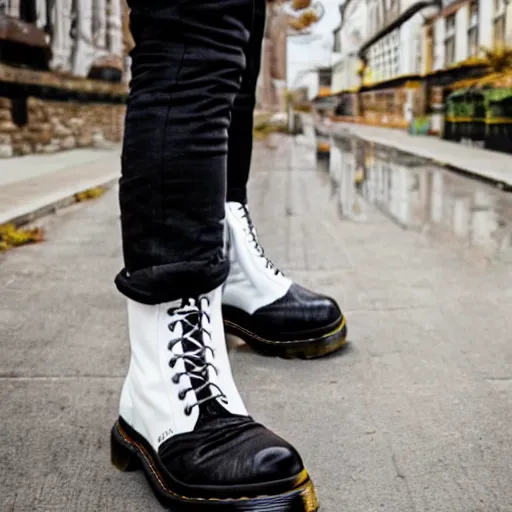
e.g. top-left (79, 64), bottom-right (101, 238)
top-left (115, 423), bottom-right (309, 503)
top-left (225, 316), bottom-right (346, 346)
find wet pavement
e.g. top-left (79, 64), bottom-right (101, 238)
top-left (326, 121), bottom-right (512, 189)
top-left (320, 133), bottom-right (512, 265)
top-left (1, 135), bottom-right (512, 512)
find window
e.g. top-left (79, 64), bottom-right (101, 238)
top-left (467, 0), bottom-right (479, 57)
top-left (445, 14), bottom-right (456, 66)
top-left (493, 0), bottom-right (506, 47)
top-left (333, 27), bottom-right (341, 53)
top-left (446, 13), bottom-right (456, 33)
top-left (319, 69), bottom-right (332, 87)
top-left (468, 27), bottom-right (479, 56)
top-left (425, 23), bottom-right (435, 72)
top-left (494, 14), bottom-right (506, 47)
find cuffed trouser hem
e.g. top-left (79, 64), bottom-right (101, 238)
top-left (115, 258), bottom-right (230, 305)
top-left (226, 188), bottom-right (248, 205)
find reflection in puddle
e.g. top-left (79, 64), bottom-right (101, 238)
top-left (318, 134), bottom-right (512, 262)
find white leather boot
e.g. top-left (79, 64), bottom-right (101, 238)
top-left (111, 286), bottom-right (318, 511)
top-left (223, 202), bottom-right (347, 359)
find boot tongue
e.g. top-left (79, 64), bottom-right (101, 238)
top-left (234, 204), bottom-right (284, 277)
top-left (196, 400), bottom-right (233, 427)
top-left (179, 299), bottom-right (235, 425)
top-left (179, 308), bottom-right (213, 405)
top-left (240, 205), bottom-right (258, 239)
top-left (235, 204), bottom-right (263, 256)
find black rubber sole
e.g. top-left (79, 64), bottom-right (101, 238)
top-left (224, 317), bottom-right (347, 360)
top-left (111, 421), bottom-right (320, 511)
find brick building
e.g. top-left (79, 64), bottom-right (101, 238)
top-left (0, 0), bottom-right (128, 158)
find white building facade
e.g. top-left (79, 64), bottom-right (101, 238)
top-left (331, 0), bottom-right (438, 91)
top-left (331, 0), bottom-right (512, 91)
top-left (363, 0), bottom-right (428, 84)
top-left (331, 0), bottom-right (368, 93)
top-left (429, 0), bottom-right (512, 73)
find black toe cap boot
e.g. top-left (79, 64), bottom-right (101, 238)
top-left (224, 202), bottom-right (347, 358)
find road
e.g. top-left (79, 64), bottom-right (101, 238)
top-left (1, 135), bottom-right (512, 512)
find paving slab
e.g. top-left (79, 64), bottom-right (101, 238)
top-left (1, 137), bottom-right (512, 512)
top-left (0, 147), bottom-right (121, 225)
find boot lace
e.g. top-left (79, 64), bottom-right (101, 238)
top-left (167, 297), bottom-right (226, 416)
top-left (238, 204), bottom-right (283, 277)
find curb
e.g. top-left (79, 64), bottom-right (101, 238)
top-left (324, 122), bottom-right (512, 192)
top-left (0, 172), bottom-right (118, 227)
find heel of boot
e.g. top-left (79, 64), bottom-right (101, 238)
top-left (111, 422), bottom-right (141, 472)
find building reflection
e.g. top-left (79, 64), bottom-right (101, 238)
top-left (328, 136), bottom-right (367, 221)
top-left (323, 134), bottom-right (512, 261)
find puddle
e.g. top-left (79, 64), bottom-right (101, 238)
top-left (317, 133), bottom-right (512, 264)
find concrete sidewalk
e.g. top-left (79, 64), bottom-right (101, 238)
top-left (1, 137), bottom-right (512, 511)
top-left (0, 146), bottom-right (121, 225)
top-left (326, 121), bottom-right (512, 189)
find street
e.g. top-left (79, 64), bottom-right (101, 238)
top-left (1, 135), bottom-right (512, 512)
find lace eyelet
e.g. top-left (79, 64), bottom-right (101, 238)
top-left (169, 358), bottom-right (176, 368)
top-left (184, 406), bottom-right (192, 416)
top-left (178, 390), bottom-right (186, 400)
top-left (172, 374), bottom-right (180, 384)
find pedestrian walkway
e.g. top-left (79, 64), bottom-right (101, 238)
top-left (0, 146), bottom-right (121, 225)
top-left (1, 137), bottom-right (511, 511)
top-left (327, 121), bottom-right (512, 189)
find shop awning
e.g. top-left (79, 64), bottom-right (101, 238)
top-left (360, 73), bottom-right (422, 92)
top-left (449, 72), bottom-right (512, 91)
top-left (425, 63), bottom-right (489, 87)
top-left (449, 77), bottom-right (484, 90)
top-left (477, 72), bottom-right (512, 89)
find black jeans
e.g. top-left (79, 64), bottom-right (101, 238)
top-left (116, 0), bottom-right (265, 304)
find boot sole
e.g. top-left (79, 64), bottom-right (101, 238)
top-left (224, 317), bottom-right (347, 360)
top-left (111, 420), bottom-right (320, 511)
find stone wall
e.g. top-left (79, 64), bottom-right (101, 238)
top-left (0, 97), bottom-right (125, 158)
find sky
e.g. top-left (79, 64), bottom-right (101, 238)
top-left (287, 0), bottom-right (343, 88)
